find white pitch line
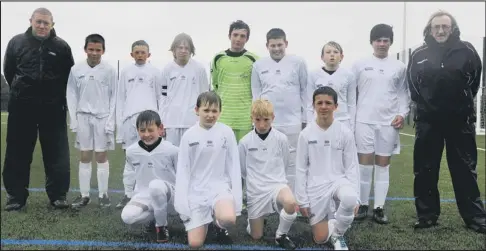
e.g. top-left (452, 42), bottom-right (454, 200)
top-left (400, 132), bottom-right (485, 152)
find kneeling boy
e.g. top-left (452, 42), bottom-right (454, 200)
top-left (239, 99), bottom-right (298, 250)
top-left (121, 110), bottom-right (179, 243)
top-left (296, 87), bottom-right (360, 250)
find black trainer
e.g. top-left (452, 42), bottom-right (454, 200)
top-left (354, 205), bottom-right (369, 221)
top-left (414, 219), bottom-right (438, 229)
top-left (156, 226), bottom-right (170, 243)
top-left (115, 195), bottom-right (130, 209)
top-left (98, 194), bottom-right (111, 208)
top-left (275, 234), bottom-right (296, 250)
top-left (372, 207), bottom-right (389, 224)
top-left (71, 195), bottom-right (91, 208)
top-left (51, 199), bottom-right (69, 209)
top-left (214, 225), bottom-right (233, 245)
top-left (5, 197), bottom-right (26, 212)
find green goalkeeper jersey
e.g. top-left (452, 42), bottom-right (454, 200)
top-left (210, 49), bottom-right (258, 130)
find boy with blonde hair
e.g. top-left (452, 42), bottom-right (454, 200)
top-left (239, 99), bottom-right (298, 250)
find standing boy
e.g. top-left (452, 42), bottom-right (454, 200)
top-left (66, 33), bottom-right (116, 208)
top-left (116, 40), bottom-right (164, 209)
top-left (160, 33), bottom-right (209, 146)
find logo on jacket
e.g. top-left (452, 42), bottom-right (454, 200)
top-left (417, 59), bottom-right (428, 64)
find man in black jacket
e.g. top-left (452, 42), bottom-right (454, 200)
top-left (2, 7), bottom-right (75, 211)
top-left (407, 10), bottom-right (486, 234)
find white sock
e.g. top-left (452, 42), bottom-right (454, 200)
top-left (276, 209), bottom-right (297, 238)
top-left (334, 185), bottom-right (358, 235)
top-left (79, 162), bottom-right (92, 197)
top-left (97, 161), bottom-right (110, 198)
top-left (373, 165), bottom-right (390, 209)
top-left (359, 165), bottom-right (374, 205)
top-left (246, 219), bottom-right (251, 236)
top-left (149, 184), bottom-right (169, 227)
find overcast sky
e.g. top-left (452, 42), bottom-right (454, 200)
top-left (1, 2), bottom-right (485, 72)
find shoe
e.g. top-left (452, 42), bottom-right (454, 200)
top-left (71, 195), bottom-right (91, 208)
top-left (214, 224), bottom-right (233, 245)
top-left (329, 235), bottom-right (349, 250)
top-left (372, 207), bottom-right (389, 224)
top-left (156, 226), bottom-right (170, 243)
top-left (115, 195), bottom-right (130, 209)
top-left (5, 197), bottom-right (26, 212)
top-left (466, 222), bottom-right (486, 234)
top-left (275, 234), bottom-right (296, 250)
top-left (414, 219), bottom-right (438, 229)
top-left (51, 199), bottom-right (69, 209)
top-left (98, 194), bottom-right (111, 208)
top-left (354, 205), bottom-right (368, 221)
top-left (144, 220), bottom-right (156, 233)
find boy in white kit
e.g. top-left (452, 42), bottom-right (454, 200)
top-left (120, 110), bottom-right (179, 243)
top-left (307, 41), bottom-right (357, 132)
top-left (251, 28), bottom-right (308, 197)
top-left (296, 86), bottom-right (360, 251)
top-left (239, 99), bottom-right (298, 250)
top-left (174, 91), bottom-right (242, 249)
top-left (352, 24), bottom-right (410, 224)
top-left (160, 33), bottom-right (209, 146)
top-left (66, 34), bottom-right (116, 208)
top-left (116, 40), bottom-right (164, 209)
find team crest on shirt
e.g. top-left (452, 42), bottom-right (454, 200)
top-left (206, 140), bottom-right (214, 147)
top-left (147, 162), bottom-right (154, 168)
top-left (324, 140), bottom-right (330, 146)
top-left (192, 77), bottom-right (196, 85)
top-left (276, 69), bottom-right (281, 75)
top-left (89, 76), bottom-right (95, 80)
top-left (181, 75), bottom-right (186, 80)
top-left (379, 69), bottom-right (385, 74)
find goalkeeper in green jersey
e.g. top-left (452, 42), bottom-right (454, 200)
top-left (210, 20), bottom-right (258, 142)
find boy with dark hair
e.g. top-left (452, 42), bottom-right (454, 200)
top-left (121, 110), bottom-right (179, 243)
top-left (67, 33), bottom-right (116, 208)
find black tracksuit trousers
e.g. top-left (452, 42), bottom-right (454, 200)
top-left (413, 119), bottom-right (486, 225)
top-left (2, 99), bottom-right (71, 204)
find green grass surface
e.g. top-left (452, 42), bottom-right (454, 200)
top-left (1, 115), bottom-right (485, 250)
